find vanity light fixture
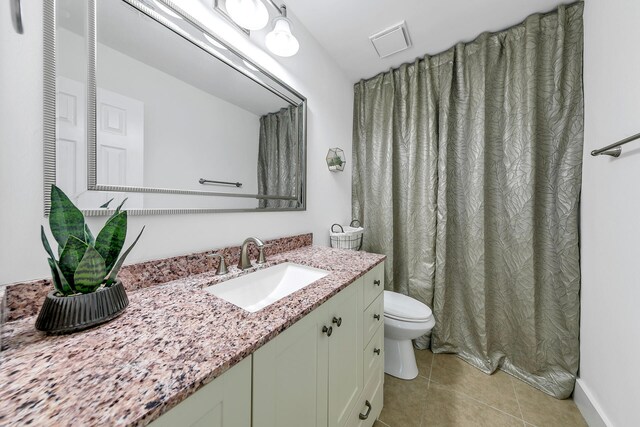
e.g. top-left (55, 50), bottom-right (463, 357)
top-left (265, 5), bottom-right (299, 57)
top-left (214, 1), bottom-right (300, 58)
top-left (224, 0), bottom-right (269, 30)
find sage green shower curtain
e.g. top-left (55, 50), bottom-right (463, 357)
top-left (258, 106), bottom-right (299, 208)
top-left (352, 3), bottom-right (583, 398)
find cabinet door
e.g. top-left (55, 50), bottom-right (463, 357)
top-left (327, 278), bottom-right (364, 427)
top-left (253, 305), bottom-right (329, 427)
top-left (150, 357), bottom-right (251, 427)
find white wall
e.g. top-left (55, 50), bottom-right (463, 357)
top-left (0, 1), bottom-right (353, 285)
top-left (580, 1), bottom-right (640, 426)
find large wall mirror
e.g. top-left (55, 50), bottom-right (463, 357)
top-left (44, 0), bottom-right (306, 215)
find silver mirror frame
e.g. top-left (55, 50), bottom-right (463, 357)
top-left (43, 0), bottom-right (307, 216)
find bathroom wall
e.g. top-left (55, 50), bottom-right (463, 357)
top-left (580, 0), bottom-right (640, 426)
top-left (0, 1), bottom-right (353, 285)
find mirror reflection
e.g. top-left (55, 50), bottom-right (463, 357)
top-left (52, 0), bottom-right (305, 213)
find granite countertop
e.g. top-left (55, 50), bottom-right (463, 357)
top-left (0, 246), bottom-right (385, 426)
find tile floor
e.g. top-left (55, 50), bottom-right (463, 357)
top-left (374, 349), bottom-right (587, 427)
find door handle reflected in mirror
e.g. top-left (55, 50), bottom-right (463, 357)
top-left (322, 325), bottom-right (333, 337)
top-left (332, 316), bottom-right (342, 327)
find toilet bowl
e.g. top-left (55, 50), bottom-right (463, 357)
top-left (383, 290), bottom-right (435, 380)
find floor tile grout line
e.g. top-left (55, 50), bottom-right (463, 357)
top-left (429, 377), bottom-right (525, 423)
top-left (427, 350), bottom-right (435, 381)
top-left (510, 375), bottom-right (526, 422)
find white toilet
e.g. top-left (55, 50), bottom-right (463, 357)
top-left (383, 290), bottom-right (435, 380)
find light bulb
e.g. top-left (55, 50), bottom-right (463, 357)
top-left (225, 0), bottom-right (269, 31)
top-left (265, 17), bottom-right (299, 57)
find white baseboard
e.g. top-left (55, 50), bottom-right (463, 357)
top-left (574, 378), bottom-right (612, 427)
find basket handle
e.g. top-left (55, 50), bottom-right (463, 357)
top-left (331, 223), bottom-right (344, 233)
top-left (350, 219), bottom-right (361, 228)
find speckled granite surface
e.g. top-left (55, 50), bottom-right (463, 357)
top-left (0, 245), bottom-right (384, 426)
top-left (5, 233), bottom-right (313, 322)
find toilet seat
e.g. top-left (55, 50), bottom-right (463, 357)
top-left (384, 290), bottom-right (433, 323)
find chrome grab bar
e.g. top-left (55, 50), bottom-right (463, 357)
top-left (591, 132), bottom-right (640, 158)
top-left (199, 178), bottom-right (242, 187)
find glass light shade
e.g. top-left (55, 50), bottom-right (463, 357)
top-left (265, 17), bottom-right (300, 57)
top-left (225, 0), bottom-right (269, 31)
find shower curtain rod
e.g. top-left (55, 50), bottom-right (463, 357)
top-left (591, 132), bottom-right (640, 157)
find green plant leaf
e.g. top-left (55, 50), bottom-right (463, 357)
top-left (106, 226), bottom-right (144, 286)
top-left (100, 198), bottom-right (114, 209)
top-left (49, 185), bottom-right (85, 249)
top-left (73, 246), bottom-right (106, 293)
top-left (47, 258), bottom-right (65, 294)
top-left (113, 198), bottom-right (128, 215)
top-left (95, 211), bottom-right (127, 272)
top-left (84, 223), bottom-right (95, 246)
top-left (41, 225), bottom-right (56, 260)
top-left (42, 226), bottom-right (74, 294)
top-left (59, 235), bottom-right (88, 286)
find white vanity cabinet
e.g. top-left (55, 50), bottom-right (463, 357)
top-left (347, 262), bottom-right (385, 427)
top-left (253, 276), bottom-right (364, 427)
top-left (253, 262), bottom-right (385, 427)
top-left (150, 357), bottom-right (251, 427)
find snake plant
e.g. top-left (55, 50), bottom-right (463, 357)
top-left (41, 185), bottom-right (144, 296)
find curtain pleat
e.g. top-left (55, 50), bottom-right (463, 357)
top-left (352, 2), bottom-right (583, 398)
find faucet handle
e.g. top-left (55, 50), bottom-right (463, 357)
top-left (208, 253), bottom-right (228, 275)
top-left (257, 245), bottom-right (266, 265)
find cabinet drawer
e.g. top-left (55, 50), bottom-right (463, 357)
top-left (363, 292), bottom-right (383, 346)
top-left (347, 367), bottom-right (384, 427)
top-left (363, 263), bottom-right (384, 309)
top-left (363, 322), bottom-right (384, 388)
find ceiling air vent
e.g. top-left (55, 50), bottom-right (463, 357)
top-left (369, 21), bottom-right (412, 58)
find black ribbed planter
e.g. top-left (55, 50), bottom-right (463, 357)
top-left (35, 280), bottom-right (129, 334)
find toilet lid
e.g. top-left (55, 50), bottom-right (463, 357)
top-left (384, 290), bottom-right (433, 322)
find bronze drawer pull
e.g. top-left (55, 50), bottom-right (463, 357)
top-left (359, 400), bottom-right (372, 420)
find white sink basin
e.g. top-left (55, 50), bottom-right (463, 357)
top-left (204, 262), bottom-right (330, 312)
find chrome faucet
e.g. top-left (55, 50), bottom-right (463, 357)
top-left (238, 237), bottom-right (266, 270)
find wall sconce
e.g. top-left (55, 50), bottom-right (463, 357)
top-left (326, 148), bottom-right (346, 172)
top-left (214, 0), bottom-right (300, 57)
